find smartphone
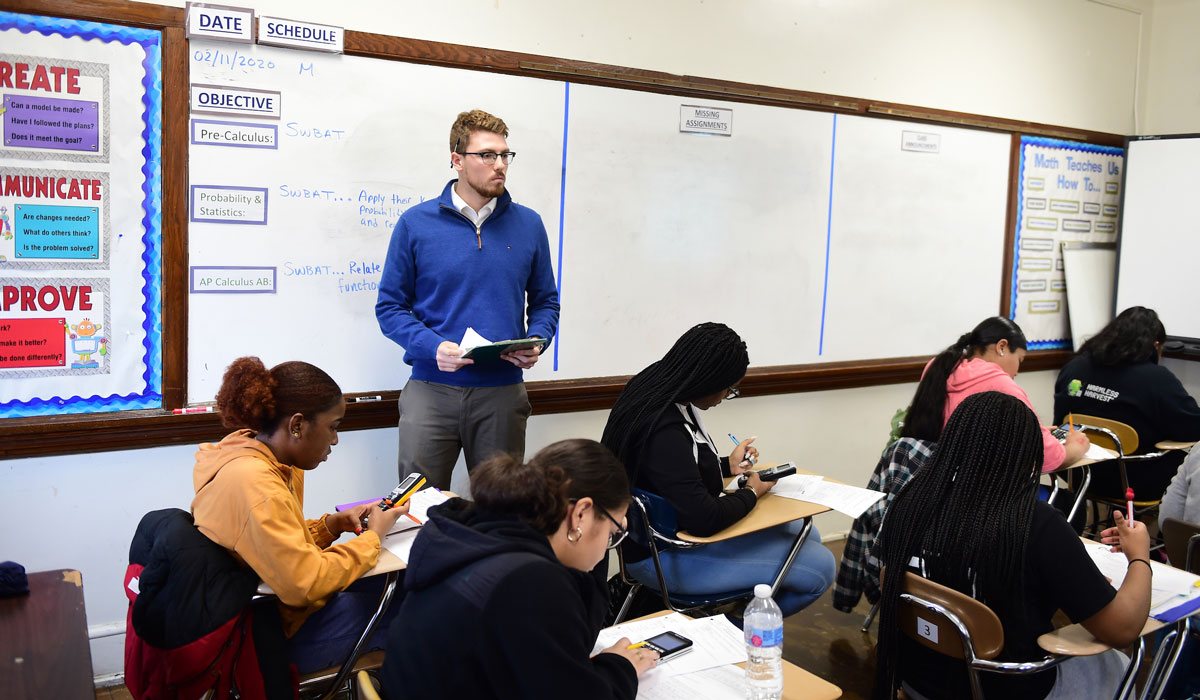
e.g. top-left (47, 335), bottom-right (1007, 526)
top-left (379, 472), bottom-right (426, 511)
top-left (637, 631), bottom-right (694, 664)
top-left (738, 462), bottom-right (797, 488)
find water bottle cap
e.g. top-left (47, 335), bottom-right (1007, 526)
top-left (754, 583), bottom-right (771, 598)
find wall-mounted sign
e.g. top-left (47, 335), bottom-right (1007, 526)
top-left (185, 2), bottom-right (254, 43)
top-left (901, 130), bottom-right (941, 153)
top-left (679, 105), bottom-right (732, 136)
top-left (257, 16), bottom-right (343, 53)
top-left (190, 83), bottom-right (281, 120)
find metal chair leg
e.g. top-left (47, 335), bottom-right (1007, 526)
top-left (770, 517), bottom-right (811, 597)
top-left (614, 582), bottom-right (640, 625)
top-left (1113, 635), bottom-right (1146, 700)
top-left (861, 600), bottom-right (880, 633)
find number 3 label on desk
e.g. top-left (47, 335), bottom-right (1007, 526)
top-left (917, 616), bottom-right (939, 644)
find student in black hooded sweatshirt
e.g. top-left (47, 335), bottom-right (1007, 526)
top-left (1055, 306), bottom-right (1200, 501)
top-left (380, 439), bottom-right (656, 700)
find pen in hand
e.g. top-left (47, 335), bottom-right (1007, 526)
top-left (729, 433), bottom-right (756, 467)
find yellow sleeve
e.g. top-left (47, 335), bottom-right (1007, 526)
top-left (307, 514), bottom-right (337, 549)
top-left (236, 496), bottom-right (381, 608)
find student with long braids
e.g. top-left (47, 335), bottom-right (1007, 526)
top-left (906, 315), bottom-right (1089, 471)
top-left (873, 392), bottom-right (1151, 700)
top-left (601, 322), bottom-right (835, 616)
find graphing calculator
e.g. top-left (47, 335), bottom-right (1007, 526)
top-left (636, 631), bottom-right (694, 664)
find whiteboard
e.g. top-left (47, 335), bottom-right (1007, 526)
top-left (821, 116), bottom-right (1010, 359)
top-left (1115, 135), bottom-right (1200, 341)
top-left (187, 40), bottom-right (1014, 399)
top-left (187, 40), bottom-right (565, 400)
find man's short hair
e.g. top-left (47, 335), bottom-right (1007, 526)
top-left (450, 110), bottom-right (509, 153)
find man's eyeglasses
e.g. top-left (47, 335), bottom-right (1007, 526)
top-left (459, 151), bottom-right (517, 166)
top-left (597, 506), bottom-right (629, 550)
top-left (726, 386), bottom-right (742, 401)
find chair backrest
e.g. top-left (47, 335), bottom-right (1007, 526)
top-left (1071, 413), bottom-right (1139, 455)
top-left (628, 488), bottom-right (681, 543)
top-left (898, 572), bottom-right (1005, 661)
top-left (1162, 518), bottom-right (1200, 574)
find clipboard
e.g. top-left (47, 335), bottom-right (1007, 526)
top-left (460, 337), bottom-right (547, 362)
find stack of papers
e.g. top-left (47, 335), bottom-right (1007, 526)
top-left (593, 612), bottom-right (746, 693)
top-left (1081, 540), bottom-right (1200, 615)
top-left (728, 472), bottom-right (884, 518)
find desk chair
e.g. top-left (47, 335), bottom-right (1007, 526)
top-left (1140, 519), bottom-right (1200, 700)
top-left (1161, 518), bottom-right (1200, 574)
top-left (896, 572), bottom-right (1147, 700)
top-left (613, 489), bottom-right (808, 624)
top-left (1071, 415), bottom-right (1171, 532)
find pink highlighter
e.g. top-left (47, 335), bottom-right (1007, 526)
top-left (1125, 488), bottom-right (1135, 522)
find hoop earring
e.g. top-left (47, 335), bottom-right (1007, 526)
top-left (566, 526), bottom-right (583, 543)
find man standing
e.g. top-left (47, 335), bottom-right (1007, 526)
top-left (376, 110), bottom-right (559, 489)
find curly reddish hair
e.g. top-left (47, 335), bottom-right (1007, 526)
top-left (215, 357), bottom-right (342, 432)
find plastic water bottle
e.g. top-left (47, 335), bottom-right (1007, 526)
top-left (744, 583), bottom-right (784, 700)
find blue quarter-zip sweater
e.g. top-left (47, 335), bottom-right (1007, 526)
top-left (375, 180), bottom-right (560, 387)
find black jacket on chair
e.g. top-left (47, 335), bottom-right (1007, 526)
top-left (124, 508), bottom-right (294, 700)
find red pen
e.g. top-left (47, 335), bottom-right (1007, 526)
top-left (1125, 488), bottom-right (1135, 522)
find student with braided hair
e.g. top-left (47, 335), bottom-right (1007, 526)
top-left (905, 315), bottom-right (1089, 471)
top-left (873, 391), bottom-right (1151, 700)
top-left (601, 322), bottom-right (835, 616)
top-left (191, 357), bottom-right (408, 674)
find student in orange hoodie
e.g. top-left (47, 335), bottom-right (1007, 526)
top-left (191, 356), bottom-right (408, 674)
top-left (904, 316), bottom-right (1090, 472)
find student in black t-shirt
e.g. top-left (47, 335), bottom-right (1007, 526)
top-left (1055, 306), bottom-right (1200, 500)
top-left (873, 391), bottom-right (1152, 700)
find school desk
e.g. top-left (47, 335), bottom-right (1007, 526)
top-left (677, 467), bottom-right (835, 544)
top-left (0, 569), bottom-right (94, 700)
top-left (1035, 536), bottom-right (1198, 657)
top-left (1156, 440), bottom-right (1197, 452)
top-left (620, 610), bottom-right (843, 700)
top-left (674, 467), bottom-right (834, 597)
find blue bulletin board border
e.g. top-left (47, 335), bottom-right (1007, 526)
top-left (1010, 136), bottom-right (1124, 351)
top-left (0, 12), bottom-right (163, 418)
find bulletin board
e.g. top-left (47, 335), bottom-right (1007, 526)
top-left (0, 10), bottom-right (162, 418)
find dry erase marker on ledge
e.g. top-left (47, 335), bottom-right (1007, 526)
top-left (354, 395), bottom-right (383, 403)
top-left (173, 406), bottom-right (215, 414)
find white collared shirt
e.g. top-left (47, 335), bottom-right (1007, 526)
top-left (450, 182), bottom-right (495, 227)
top-left (675, 402), bottom-right (719, 463)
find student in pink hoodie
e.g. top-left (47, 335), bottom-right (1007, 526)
top-left (903, 316), bottom-right (1089, 472)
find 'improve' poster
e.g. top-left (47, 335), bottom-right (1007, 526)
top-left (0, 12), bottom-right (162, 417)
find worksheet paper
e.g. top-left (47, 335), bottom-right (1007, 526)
top-left (382, 528), bottom-right (421, 564)
top-left (766, 474), bottom-right (885, 518)
top-left (1084, 444), bottom-right (1119, 461)
top-left (593, 613), bottom-right (746, 683)
top-left (637, 664), bottom-right (747, 700)
top-left (1081, 540), bottom-right (1200, 611)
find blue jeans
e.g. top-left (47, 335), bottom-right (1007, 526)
top-left (285, 575), bottom-right (403, 675)
top-left (627, 519), bottom-right (835, 616)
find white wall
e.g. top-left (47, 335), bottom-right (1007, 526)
top-left (1141, 0), bottom-right (1200, 133)
top-left (153, 0), bottom-right (1152, 134)
top-left (6, 0), bottom-right (1200, 681)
